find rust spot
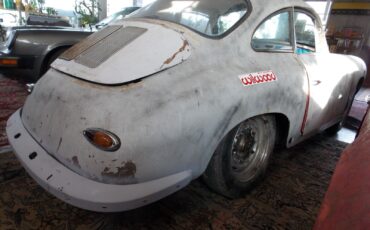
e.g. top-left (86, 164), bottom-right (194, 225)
top-left (72, 156), bottom-right (81, 169)
top-left (101, 161), bottom-right (136, 178)
top-left (162, 40), bottom-right (189, 66)
top-left (56, 96), bottom-right (67, 103)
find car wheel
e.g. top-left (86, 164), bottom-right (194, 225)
top-left (39, 47), bottom-right (68, 79)
top-left (325, 120), bottom-right (344, 135)
top-left (203, 115), bottom-right (276, 198)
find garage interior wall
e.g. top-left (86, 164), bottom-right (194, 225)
top-left (326, 0), bottom-right (370, 86)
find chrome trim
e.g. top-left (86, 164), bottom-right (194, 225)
top-left (26, 83), bottom-right (35, 93)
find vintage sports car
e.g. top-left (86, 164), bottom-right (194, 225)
top-left (0, 7), bottom-right (140, 81)
top-left (6, 0), bottom-right (366, 212)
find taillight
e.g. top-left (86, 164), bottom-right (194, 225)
top-left (83, 128), bottom-right (121, 152)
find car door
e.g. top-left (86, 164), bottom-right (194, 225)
top-left (294, 9), bottom-right (351, 135)
top-left (250, 9), bottom-right (309, 143)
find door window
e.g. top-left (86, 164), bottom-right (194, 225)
top-left (294, 12), bottom-right (316, 54)
top-left (252, 11), bottom-right (292, 52)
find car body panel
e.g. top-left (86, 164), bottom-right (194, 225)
top-left (7, 0), bottom-right (367, 211)
top-left (299, 53), bottom-right (365, 135)
top-left (53, 21), bottom-right (191, 84)
top-left (7, 110), bottom-right (192, 212)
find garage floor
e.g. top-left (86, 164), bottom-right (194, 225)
top-left (0, 134), bottom-right (346, 229)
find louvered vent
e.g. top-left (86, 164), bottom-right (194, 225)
top-left (61, 26), bottom-right (121, 61)
top-left (61, 26), bottom-right (147, 68)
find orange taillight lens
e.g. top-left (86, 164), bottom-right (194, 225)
top-left (83, 128), bottom-right (121, 151)
top-left (0, 58), bottom-right (18, 66)
top-left (93, 131), bottom-right (114, 148)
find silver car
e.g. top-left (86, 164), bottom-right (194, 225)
top-left (6, 0), bottom-right (367, 212)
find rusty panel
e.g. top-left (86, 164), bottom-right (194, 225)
top-left (75, 27), bottom-right (147, 68)
top-left (60, 26), bottom-right (122, 61)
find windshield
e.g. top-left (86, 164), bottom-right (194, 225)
top-left (131, 0), bottom-right (249, 37)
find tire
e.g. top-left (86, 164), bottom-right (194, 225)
top-left (203, 115), bottom-right (276, 198)
top-left (325, 120), bottom-right (344, 135)
top-left (39, 47), bottom-right (68, 79)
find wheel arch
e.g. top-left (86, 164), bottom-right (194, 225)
top-left (40, 45), bottom-right (71, 77)
top-left (356, 77), bottom-right (364, 92)
top-left (201, 112), bottom-right (291, 176)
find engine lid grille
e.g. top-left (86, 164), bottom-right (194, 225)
top-left (75, 27), bottom-right (147, 68)
top-left (61, 26), bottom-right (147, 68)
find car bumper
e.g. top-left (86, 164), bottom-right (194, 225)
top-left (0, 52), bottom-right (38, 79)
top-left (6, 109), bottom-right (192, 212)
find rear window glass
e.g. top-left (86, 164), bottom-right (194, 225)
top-left (131, 0), bottom-right (250, 37)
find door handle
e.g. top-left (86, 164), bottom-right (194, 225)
top-left (312, 80), bottom-right (322, 86)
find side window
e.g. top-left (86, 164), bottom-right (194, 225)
top-left (294, 12), bottom-right (316, 54)
top-left (252, 11), bottom-right (292, 52)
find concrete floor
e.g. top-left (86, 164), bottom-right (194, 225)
top-left (335, 127), bottom-right (356, 144)
top-left (0, 134), bottom-right (347, 229)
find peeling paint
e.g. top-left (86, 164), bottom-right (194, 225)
top-left (162, 40), bottom-right (189, 66)
top-left (101, 161), bottom-right (136, 178)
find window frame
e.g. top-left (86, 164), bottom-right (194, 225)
top-left (130, 0), bottom-right (253, 40)
top-left (292, 7), bottom-right (318, 54)
top-left (251, 8), bottom-right (295, 53)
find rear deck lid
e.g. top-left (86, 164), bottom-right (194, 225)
top-left (51, 20), bottom-right (191, 85)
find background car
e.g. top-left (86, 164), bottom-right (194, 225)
top-left (0, 7), bottom-right (140, 82)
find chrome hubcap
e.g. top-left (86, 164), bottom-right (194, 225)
top-left (231, 127), bottom-right (256, 165)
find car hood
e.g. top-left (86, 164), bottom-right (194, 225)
top-left (51, 20), bottom-right (191, 85)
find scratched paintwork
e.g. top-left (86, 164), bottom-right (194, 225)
top-left (8, 0), bottom-right (367, 211)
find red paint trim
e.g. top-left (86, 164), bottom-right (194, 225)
top-left (300, 74), bottom-right (311, 135)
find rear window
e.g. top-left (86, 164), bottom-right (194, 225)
top-left (131, 0), bottom-right (250, 37)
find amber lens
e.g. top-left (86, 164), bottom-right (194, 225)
top-left (0, 59), bottom-right (18, 66)
top-left (84, 128), bottom-right (120, 151)
top-left (93, 131), bottom-right (114, 148)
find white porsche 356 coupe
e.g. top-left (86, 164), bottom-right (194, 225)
top-left (7, 0), bottom-right (366, 212)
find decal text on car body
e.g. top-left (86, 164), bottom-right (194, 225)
top-left (239, 70), bottom-right (278, 86)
